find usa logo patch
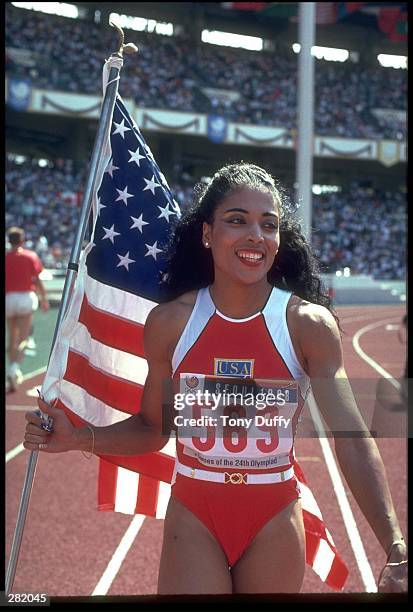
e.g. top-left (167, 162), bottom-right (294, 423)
top-left (214, 359), bottom-right (254, 378)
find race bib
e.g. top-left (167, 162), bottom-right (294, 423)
top-left (174, 374), bottom-right (299, 460)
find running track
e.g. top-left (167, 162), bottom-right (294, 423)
top-left (5, 305), bottom-right (407, 596)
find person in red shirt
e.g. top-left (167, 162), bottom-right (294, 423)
top-left (6, 226), bottom-right (49, 390)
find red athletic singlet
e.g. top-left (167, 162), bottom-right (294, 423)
top-left (170, 286), bottom-right (310, 567)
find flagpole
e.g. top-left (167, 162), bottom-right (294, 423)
top-left (5, 23), bottom-right (137, 595)
top-left (296, 1), bottom-right (315, 242)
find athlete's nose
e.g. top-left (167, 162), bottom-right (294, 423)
top-left (246, 223), bottom-right (265, 243)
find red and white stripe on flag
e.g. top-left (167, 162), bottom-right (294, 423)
top-left (97, 438), bottom-right (176, 516)
top-left (294, 460), bottom-right (349, 590)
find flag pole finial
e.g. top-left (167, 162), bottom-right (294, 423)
top-left (109, 20), bottom-right (138, 57)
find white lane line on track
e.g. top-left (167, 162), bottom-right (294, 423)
top-left (92, 464), bottom-right (173, 591)
top-left (339, 310), bottom-right (403, 325)
top-left (22, 366), bottom-right (47, 381)
top-left (308, 315), bottom-right (404, 591)
top-left (7, 405), bottom-right (32, 411)
top-left (307, 393), bottom-right (377, 592)
top-left (6, 367), bottom-right (47, 462)
top-left (340, 315), bottom-right (379, 324)
top-left (91, 515), bottom-right (146, 595)
top-left (352, 318), bottom-right (401, 390)
top-left (6, 444), bottom-right (25, 463)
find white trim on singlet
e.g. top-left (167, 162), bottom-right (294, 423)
top-left (262, 287), bottom-right (310, 397)
top-left (215, 310), bottom-right (261, 323)
top-left (172, 287), bottom-right (215, 375)
top-left (209, 288), bottom-right (262, 323)
top-left (172, 285), bottom-right (310, 399)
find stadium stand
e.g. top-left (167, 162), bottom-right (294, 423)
top-left (5, 3), bottom-right (406, 140)
top-left (5, 154), bottom-right (406, 280)
top-left (5, 3), bottom-right (406, 287)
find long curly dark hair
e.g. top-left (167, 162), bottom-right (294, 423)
top-left (162, 163), bottom-right (340, 329)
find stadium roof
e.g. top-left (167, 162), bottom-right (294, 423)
top-left (73, 2), bottom-right (406, 53)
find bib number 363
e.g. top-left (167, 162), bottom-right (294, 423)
top-left (191, 404), bottom-right (280, 454)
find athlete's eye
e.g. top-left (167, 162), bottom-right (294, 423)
top-left (263, 222), bottom-right (278, 230)
top-left (227, 217), bottom-right (245, 224)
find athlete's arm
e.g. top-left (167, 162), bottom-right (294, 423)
top-left (34, 276), bottom-right (49, 312)
top-left (294, 303), bottom-right (407, 579)
top-left (24, 303), bottom-right (177, 456)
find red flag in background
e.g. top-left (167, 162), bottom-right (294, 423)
top-left (221, 2), bottom-right (267, 9)
top-left (316, 2), bottom-right (338, 25)
top-left (378, 7), bottom-right (407, 42)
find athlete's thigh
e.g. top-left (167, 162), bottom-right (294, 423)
top-left (16, 312), bottom-right (33, 344)
top-left (6, 316), bottom-right (19, 349)
top-left (231, 498), bottom-right (305, 593)
top-left (158, 496), bottom-right (232, 595)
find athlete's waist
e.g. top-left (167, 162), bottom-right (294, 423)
top-left (175, 460), bottom-right (295, 485)
top-left (177, 443), bottom-right (294, 474)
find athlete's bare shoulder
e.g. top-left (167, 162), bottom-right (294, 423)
top-left (144, 290), bottom-right (198, 362)
top-left (288, 295), bottom-right (338, 328)
top-left (286, 295), bottom-right (341, 373)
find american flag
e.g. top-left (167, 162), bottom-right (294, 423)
top-left (41, 63), bottom-right (348, 590)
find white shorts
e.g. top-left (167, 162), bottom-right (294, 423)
top-left (6, 292), bottom-right (38, 317)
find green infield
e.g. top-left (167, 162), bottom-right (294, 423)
top-left (5, 306), bottom-right (59, 377)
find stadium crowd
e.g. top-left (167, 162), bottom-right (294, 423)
top-left (5, 157), bottom-right (88, 268)
top-left (6, 155), bottom-right (406, 280)
top-left (6, 5), bottom-right (406, 141)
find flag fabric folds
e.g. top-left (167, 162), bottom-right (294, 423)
top-left (41, 59), bottom-right (348, 591)
top-left (41, 56), bottom-right (179, 480)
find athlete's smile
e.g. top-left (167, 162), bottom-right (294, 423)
top-left (235, 249), bottom-right (265, 266)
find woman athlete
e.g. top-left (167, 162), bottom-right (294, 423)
top-left (24, 164), bottom-right (407, 593)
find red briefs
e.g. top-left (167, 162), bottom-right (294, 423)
top-left (171, 473), bottom-right (301, 567)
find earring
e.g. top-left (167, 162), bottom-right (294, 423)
top-left (204, 241), bottom-right (209, 248)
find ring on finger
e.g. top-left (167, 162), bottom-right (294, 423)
top-left (39, 443), bottom-right (48, 450)
top-left (41, 415), bottom-right (54, 433)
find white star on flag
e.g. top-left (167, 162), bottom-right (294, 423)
top-left (105, 159), bottom-right (119, 178)
top-left (143, 175), bottom-right (161, 196)
top-left (130, 214), bottom-right (149, 233)
top-left (113, 119), bottom-right (131, 139)
top-left (96, 196), bottom-right (106, 216)
top-left (144, 241), bottom-right (163, 260)
top-left (157, 204), bottom-right (175, 223)
top-left (116, 251), bottom-right (136, 270)
top-left (102, 224), bottom-right (121, 244)
top-left (128, 147), bottom-right (145, 167)
top-left (115, 186), bottom-right (134, 206)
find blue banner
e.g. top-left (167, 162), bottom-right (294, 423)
top-left (207, 115), bottom-right (228, 143)
top-left (7, 78), bottom-right (31, 111)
